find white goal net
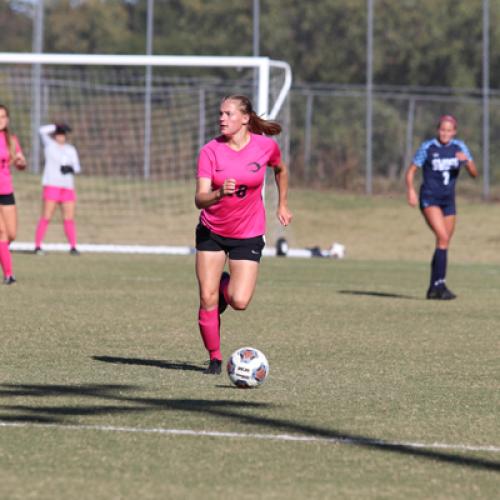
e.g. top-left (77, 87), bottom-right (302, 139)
top-left (0, 53), bottom-right (291, 252)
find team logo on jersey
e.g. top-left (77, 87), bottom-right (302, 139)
top-left (431, 158), bottom-right (459, 171)
top-left (247, 161), bottom-right (262, 172)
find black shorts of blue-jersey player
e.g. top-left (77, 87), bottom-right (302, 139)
top-left (419, 192), bottom-right (456, 217)
top-left (406, 115), bottom-right (478, 300)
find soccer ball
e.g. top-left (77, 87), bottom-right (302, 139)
top-left (226, 347), bottom-right (269, 388)
top-left (330, 242), bottom-right (346, 259)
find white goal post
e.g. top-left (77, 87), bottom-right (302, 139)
top-left (0, 53), bottom-right (292, 253)
top-left (0, 52), bottom-right (291, 118)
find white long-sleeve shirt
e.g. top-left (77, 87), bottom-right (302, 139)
top-left (39, 124), bottom-right (81, 189)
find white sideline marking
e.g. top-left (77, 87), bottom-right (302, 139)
top-left (11, 242), bottom-right (334, 259)
top-left (0, 421), bottom-right (499, 453)
top-left (11, 242), bottom-right (194, 256)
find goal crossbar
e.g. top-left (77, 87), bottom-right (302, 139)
top-left (0, 53), bottom-right (292, 119)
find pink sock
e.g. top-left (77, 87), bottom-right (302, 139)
top-left (198, 308), bottom-right (222, 361)
top-left (63, 219), bottom-right (77, 248)
top-left (0, 240), bottom-right (13, 278)
top-left (35, 218), bottom-right (49, 248)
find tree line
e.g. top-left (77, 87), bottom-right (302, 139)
top-left (2, 0), bottom-right (499, 191)
top-left (2, 0), bottom-right (500, 89)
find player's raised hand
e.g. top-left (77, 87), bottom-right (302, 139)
top-left (455, 151), bottom-right (469, 165)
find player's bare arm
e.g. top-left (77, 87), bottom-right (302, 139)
top-left (456, 151), bottom-right (478, 178)
top-left (273, 161), bottom-right (292, 226)
top-left (195, 177), bottom-right (236, 209)
top-left (405, 163), bottom-right (418, 207)
top-left (466, 160), bottom-right (478, 178)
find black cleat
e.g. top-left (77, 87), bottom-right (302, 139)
top-left (440, 286), bottom-right (457, 300)
top-left (3, 275), bottom-right (16, 285)
top-left (69, 247), bottom-right (80, 256)
top-left (204, 359), bottom-right (222, 375)
top-left (218, 271), bottom-right (230, 315)
top-left (34, 247), bottom-right (45, 256)
top-left (426, 286), bottom-right (456, 300)
top-left (426, 286), bottom-right (441, 300)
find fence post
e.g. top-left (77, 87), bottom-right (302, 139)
top-left (30, 0), bottom-right (44, 174)
top-left (143, 0), bottom-right (154, 179)
top-left (482, 0), bottom-right (490, 199)
top-left (198, 87), bottom-right (206, 153)
top-left (404, 97), bottom-right (416, 174)
top-left (304, 92), bottom-right (314, 183)
top-left (366, 0), bottom-right (374, 195)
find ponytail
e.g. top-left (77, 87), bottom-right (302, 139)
top-left (222, 95), bottom-right (282, 136)
top-left (248, 112), bottom-right (282, 136)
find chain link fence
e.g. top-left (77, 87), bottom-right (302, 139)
top-left (288, 84), bottom-right (498, 198)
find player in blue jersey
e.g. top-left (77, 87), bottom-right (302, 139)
top-left (406, 115), bottom-right (478, 300)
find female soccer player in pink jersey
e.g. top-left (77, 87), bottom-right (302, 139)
top-left (195, 95), bottom-right (292, 374)
top-left (0, 104), bottom-right (26, 285)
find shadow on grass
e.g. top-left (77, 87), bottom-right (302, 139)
top-left (0, 383), bottom-right (499, 473)
top-left (338, 290), bottom-right (418, 300)
top-left (92, 355), bottom-right (206, 372)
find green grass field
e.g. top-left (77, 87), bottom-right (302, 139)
top-left (1, 246), bottom-right (499, 498)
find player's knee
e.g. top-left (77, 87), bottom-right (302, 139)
top-left (231, 297), bottom-right (250, 311)
top-left (200, 290), bottom-right (218, 310)
top-left (437, 235), bottom-right (450, 248)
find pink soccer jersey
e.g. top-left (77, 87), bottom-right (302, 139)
top-left (197, 133), bottom-right (281, 238)
top-left (0, 133), bottom-right (22, 195)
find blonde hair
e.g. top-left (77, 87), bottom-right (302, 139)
top-left (222, 95), bottom-right (282, 136)
top-left (0, 104), bottom-right (17, 161)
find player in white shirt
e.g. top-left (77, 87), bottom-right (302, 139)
top-left (34, 123), bottom-right (81, 255)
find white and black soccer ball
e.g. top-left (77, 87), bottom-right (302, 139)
top-left (226, 347), bottom-right (269, 388)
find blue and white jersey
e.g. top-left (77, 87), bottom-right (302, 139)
top-left (412, 138), bottom-right (473, 198)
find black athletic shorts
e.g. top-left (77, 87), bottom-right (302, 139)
top-left (0, 193), bottom-right (16, 206)
top-left (419, 191), bottom-right (456, 216)
top-left (196, 223), bottom-right (265, 262)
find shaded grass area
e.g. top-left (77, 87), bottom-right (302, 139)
top-left (0, 254), bottom-right (499, 499)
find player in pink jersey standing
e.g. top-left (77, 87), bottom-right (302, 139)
top-left (0, 104), bottom-right (27, 285)
top-left (195, 95), bottom-right (292, 374)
